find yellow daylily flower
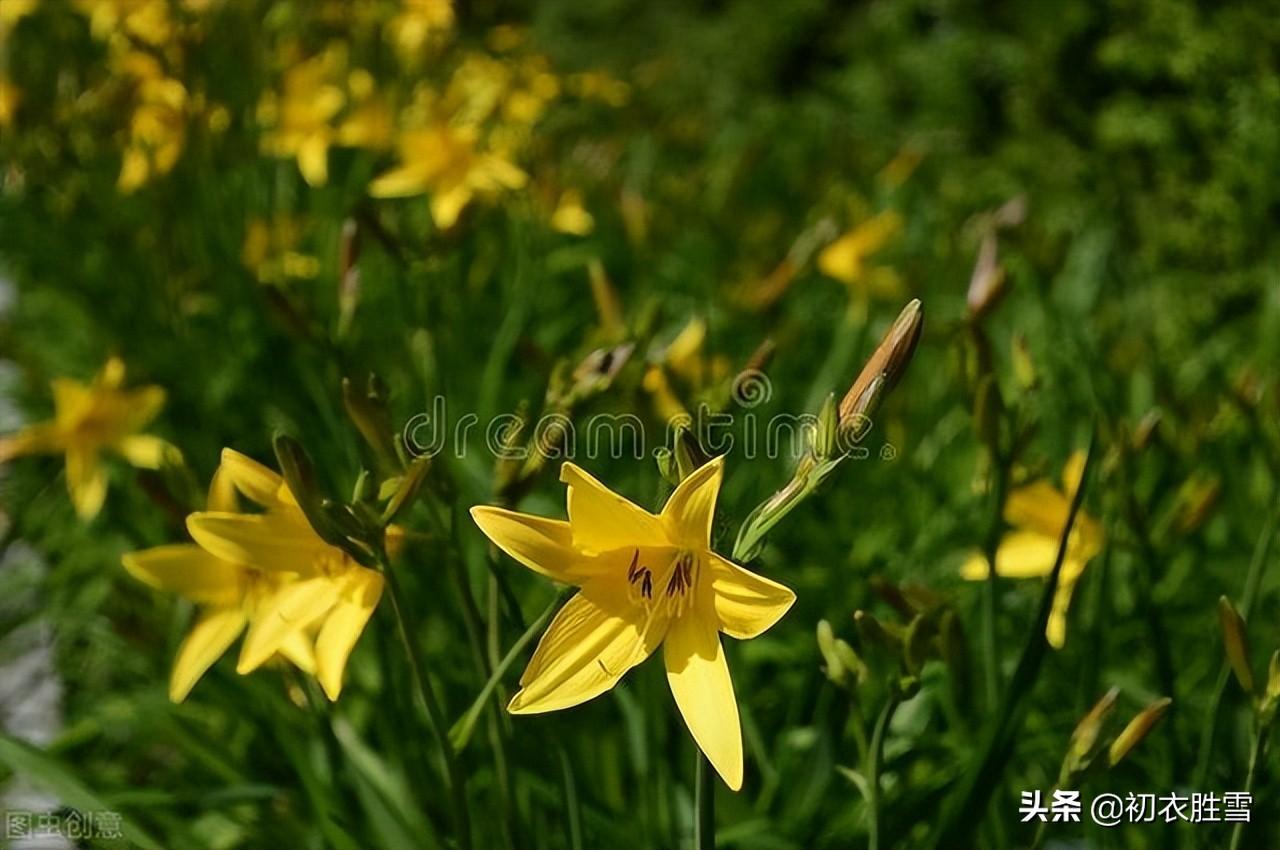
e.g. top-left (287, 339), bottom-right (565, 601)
top-left (116, 54), bottom-right (189, 192)
top-left (123, 452), bottom-right (319, 701)
top-left (386, 0), bottom-right (455, 60)
top-left (961, 451), bottom-right (1103, 648)
top-left (184, 449), bottom-right (390, 700)
top-left (258, 54), bottom-right (347, 187)
top-left (817, 211), bottom-right (904, 297)
top-left (550, 189), bottom-right (594, 236)
top-left (471, 457), bottom-right (796, 790)
top-left (369, 123), bottom-right (527, 228)
top-left (0, 357), bottom-right (175, 519)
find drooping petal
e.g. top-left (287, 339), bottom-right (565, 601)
top-left (430, 183), bottom-right (473, 229)
top-left (215, 448), bottom-right (284, 508)
top-left (470, 506), bottom-right (582, 582)
top-left (960, 530), bottom-right (1060, 580)
top-left (66, 445), bottom-right (107, 519)
top-left (169, 607), bottom-right (247, 702)
top-left (1046, 562), bottom-right (1086, 649)
top-left (114, 434), bottom-right (175, 469)
top-left (560, 462), bottom-right (666, 553)
top-left (1003, 480), bottom-right (1071, 540)
top-left (660, 456), bottom-right (723, 548)
top-left (315, 568), bottom-right (384, 700)
top-left (508, 592), bottom-right (652, 714)
top-left (237, 577), bottom-right (339, 674)
top-left (186, 511), bottom-right (324, 572)
top-left (664, 598), bottom-right (743, 791)
top-left (277, 629), bottom-right (317, 675)
top-left (123, 544), bottom-right (245, 605)
top-left (297, 134), bottom-right (330, 187)
top-left (707, 553), bottom-right (795, 640)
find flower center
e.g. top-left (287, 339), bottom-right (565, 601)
top-left (626, 548), bottom-right (699, 620)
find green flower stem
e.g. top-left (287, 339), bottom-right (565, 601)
top-left (382, 559), bottom-right (472, 850)
top-left (695, 750), bottom-right (716, 850)
top-left (980, 454), bottom-right (1011, 711)
top-left (928, 434), bottom-right (1096, 850)
top-left (867, 690), bottom-right (903, 850)
top-left (1228, 726), bottom-right (1266, 850)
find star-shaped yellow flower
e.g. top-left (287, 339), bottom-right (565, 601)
top-left (182, 449), bottom-right (392, 700)
top-left (471, 457), bottom-right (795, 790)
top-left (0, 357), bottom-right (175, 518)
top-left (961, 451), bottom-right (1103, 648)
top-left (123, 450), bottom-right (318, 701)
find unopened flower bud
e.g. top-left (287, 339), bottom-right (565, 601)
top-left (966, 232), bottom-right (1005, 320)
top-left (838, 298), bottom-right (922, 438)
top-left (1108, 697), bottom-right (1171, 767)
top-left (1065, 687), bottom-right (1119, 776)
top-left (1218, 596), bottom-right (1254, 694)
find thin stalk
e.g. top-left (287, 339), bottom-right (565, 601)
top-left (1228, 729), bottom-right (1266, 850)
top-left (867, 691), bottom-right (903, 850)
top-left (928, 433), bottom-right (1096, 850)
top-left (981, 455), bottom-right (1011, 711)
top-left (694, 751), bottom-right (716, 850)
top-left (1194, 509), bottom-right (1277, 792)
top-left (382, 562), bottom-right (472, 850)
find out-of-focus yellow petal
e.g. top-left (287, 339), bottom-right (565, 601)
top-left (51, 378), bottom-right (93, 428)
top-left (1061, 450), bottom-right (1088, 499)
top-left (237, 577), bottom-right (339, 674)
top-left (508, 593), bottom-right (650, 714)
top-left (297, 134), bottom-right (330, 187)
top-left (961, 530), bottom-right (1060, 580)
top-left (430, 183), bottom-right (473, 229)
top-left (114, 434), bottom-right (175, 469)
top-left (660, 456), bottom-right (723, 549)
top-left (169, 607), bottom-right (246, 702)
top-left (315, 567), bottom-right (384, 700)
top-left (707, 553), bottom-right (795, 640)
top-left (1003, 480), bottom-right (1071, 540)
top-left (277, 629), bottom-right (317, 674)
top-left (0, 421), bottom-right (62, 461)
top-left (215, 448), bottom-right (283, 508)
top-left (122, 385), bottom-right (167, 431)
top-left (470, 506), bottom-right (582, 582)
top-left (665, 593), bottom-right (743, 790)
top-left (187, 511), bottom-right (323, 572)
top-left (66, 445), bottom-right (107, 519)
top-left (1046, 565), bottom-right (1085, 649)
top-left (560, 462), bottom-right (665, 554)
top-left (368, 164), bottom-right (429, 198)
top-left (123, 544), bottom-right (245, 605)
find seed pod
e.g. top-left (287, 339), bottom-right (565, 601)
top-left (1218, 596), bottom-right (1254, 694)
top-left (1108, 697), bottom-right (1171, 767)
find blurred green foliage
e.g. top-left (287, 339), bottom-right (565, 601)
top-left (2, 0), bottom-right (1279, 848)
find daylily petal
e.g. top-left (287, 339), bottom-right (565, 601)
top-left (277, 629), bottom-right (317, 675)
top-left (1046, 563), bottom-right (1085, 649)
top-left (1061, 450), bottom-right (1087, 499)
top-left (114, 434), bottom-right (175, 469)
top-left (665, 595), bottom-right (743, 790)
top-left (707, 553), bottom-right (795, 640)
top-left (430, 183), bottom-right (473, 229)
top-left (661, 456), bottom-right (723, 549)
top-left (560, 462), bottom-right (666, 553)
top-left (1003, 480), bottom-right (1071, 540)
top-left (169, 607), bottom-right (247, 702)
top-left (51, 378), bottom-right (93, 427)
top-left (121, 385), bottom-right (166, 432)
top-left (187, 511), bottom-right (323, 571)
top-left (66, 445), bottom-right (107, 519)
top-left (123, 544), bottom-right (245, 605)
top-left (297, 134), bottom-right (330, 187)
top-left (369, 164), bottom-right (430, 198)
top-left (237, 577), bottom-right (339, 674)
top-left (0, 421), bottom-right (63, 461)
top-left (471, 506), bottom-right (583, 582)
top-left (315, 568), bottom-right (384, 700)
top-left (509, 592), bottom-right (652, 714)
top-left (960, 530), bottom-right (1060, 580)
top-left (215, 448), bottom-right (284, 508)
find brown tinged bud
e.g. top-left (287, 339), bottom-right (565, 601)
top-left (1218, 596), bottom-right (1254, 694)
top-left (1108, 697), bottom-right (1172, 767)
top-left (838, 298), bottom-right (923, 436)
top-left (1066, 687), bottom-right (1120, 772)
top-left (966, 231), bottom-right (1006, 320)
